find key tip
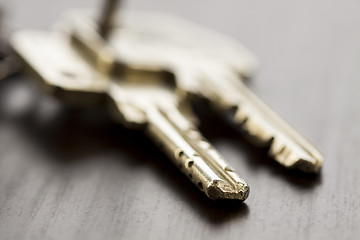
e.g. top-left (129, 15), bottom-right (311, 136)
top-left (293, 157), bottom-right (323, 173)
top-left (206, 180), bottom-right (250, 201)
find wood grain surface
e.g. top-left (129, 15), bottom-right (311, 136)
top-left (0, 0), bottom-right (359, 239)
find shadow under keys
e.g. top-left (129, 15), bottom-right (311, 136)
top-left (0, 75), bottom-right (249, 225)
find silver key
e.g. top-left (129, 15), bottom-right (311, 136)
top-left (10, 30), bottom-right (250, 200)
top-left (63, 11), bottom-right (323, 173)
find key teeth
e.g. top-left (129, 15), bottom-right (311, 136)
top-left (206, 180), bottom-right (250, 201)
top-left (269, 139), bottom-right (323, 173)
top-left (233, 106), bottom-right (324, 174)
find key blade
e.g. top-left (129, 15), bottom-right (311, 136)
top-left (105, 68), bottom-right (250, 200)
top-left (196, 65), bottom-right (323, 173)
top-left (234, 80), bottom-right (323, 172)
top-left (145, 105), bottom-right (249, 200)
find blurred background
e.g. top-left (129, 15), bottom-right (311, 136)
top-left (0, 0), bottom-right (359, 240)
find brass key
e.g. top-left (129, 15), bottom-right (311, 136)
top-left (63, 10), bottom-right (323, 173)
top-left (10, 31), bottom-right (250, 200)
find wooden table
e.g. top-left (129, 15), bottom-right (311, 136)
top-left (1, 0), bottom-right (359, 239)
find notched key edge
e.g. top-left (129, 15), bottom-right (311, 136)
top-left (229, 83), bottom-right (323, 173)
top-left (146, 107), bottom-right (250, 200)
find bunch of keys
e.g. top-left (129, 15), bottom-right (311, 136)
top-left (9, 0), bottom-right (323, 201)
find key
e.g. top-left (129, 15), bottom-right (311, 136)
top-left (58, 10), bottom-right (257, 78)
top-left (62, 11), bottom-right (323, 173)
top-left (10, 30), bottom-right (250, 201)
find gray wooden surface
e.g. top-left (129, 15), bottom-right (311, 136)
top-left (0, 0), bottom-right (359, 239)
